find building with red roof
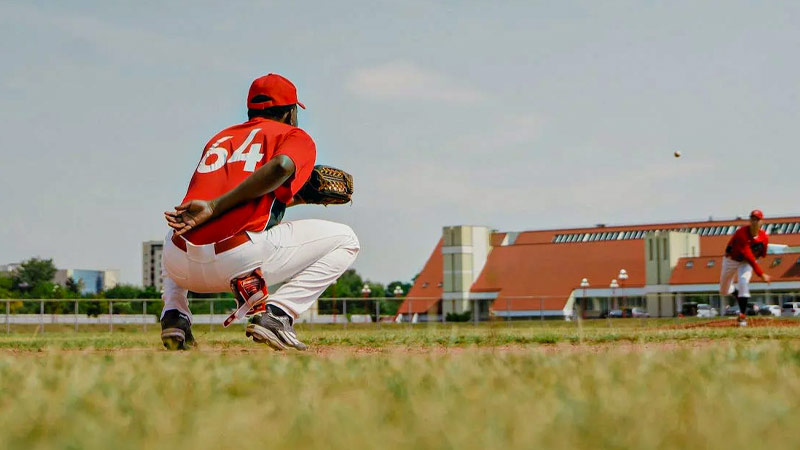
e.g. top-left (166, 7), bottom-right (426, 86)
top-left (396, 216), bottom-right (800, 321)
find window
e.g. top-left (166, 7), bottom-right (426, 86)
top-left (686, 261), bottom-right (694, 268)
top-left (690, 227), bottom-right (697, 233)
top-left (728, 226), bottom-right (736, 234)
top-left (771, 258), bottom-right (782, 268)
top-left (422, 282), bottom-right (429, 288)
top-left (792, 223), bottom-right (800, 234)
top-left (766, 224), bottom-right (774, 234)
top-left (707, 260), bottom-right (715, 268)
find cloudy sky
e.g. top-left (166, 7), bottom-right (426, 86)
top-left (1, 1), bottom-right (798, 285)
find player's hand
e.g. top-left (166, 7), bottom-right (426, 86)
top-left (762, 273), bottom-right (772, 284)
top-left (165, 200), bottom-right (214, 236)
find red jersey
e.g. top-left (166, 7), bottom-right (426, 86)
top-left (725, 225), bottom-right (769, 276)
top-left (181, 117), bottom-right (316, 245)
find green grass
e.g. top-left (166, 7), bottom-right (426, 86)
top-left (1, 321), bottom-right (800, 449)
top-left (1, 318), bottom-right (799, 351)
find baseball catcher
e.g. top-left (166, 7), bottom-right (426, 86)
top-left (160, 73), bottom-right (360, 351)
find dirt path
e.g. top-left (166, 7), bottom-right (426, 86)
top-left (666, 317), bottom-right (800, 329)
top-left (0, 339), bottom-right (743, 357)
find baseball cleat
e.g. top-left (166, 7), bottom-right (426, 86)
top-left (225, 268), bottom-right (269, 327)
top-left (245, 305), bottom-right (307, 351)
top-left (737, 313), bottom-right (747, 327)
top-left (161, 309), bottom-right (195, 350)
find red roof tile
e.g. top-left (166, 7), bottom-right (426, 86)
top-left (670, 253), bottom-right (800, 285)
top-left (397, 239), bottom-right (443, 314)
top-left (473, 241), bottom-right (645, 311)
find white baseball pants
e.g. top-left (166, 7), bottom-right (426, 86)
top-left (719, 256), bottom-right (753, 298)
top-left (160, 219), bottom-right (360, 322)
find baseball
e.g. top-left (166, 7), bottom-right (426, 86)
top-left (674, 151), bottom-right (681, 158)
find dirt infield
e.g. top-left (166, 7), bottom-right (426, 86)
top-left (669, 317), bottom-right (800, 329)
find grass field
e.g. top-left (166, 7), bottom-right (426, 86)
top-left (1, 319), bottom-right (800, 449)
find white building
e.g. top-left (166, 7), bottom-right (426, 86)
top-left (143, 240), bottom-right (164, 292)
top-left (54, 269), bottom-right (119, 294)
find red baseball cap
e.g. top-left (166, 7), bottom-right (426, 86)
top-left (247, 74), bottom-right (306, 110)
top-left (750, 209), bottom-right (764, 219)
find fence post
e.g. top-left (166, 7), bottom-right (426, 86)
top-left (210, 300), bottom-right (214, 332)
top-left (343, 298), bottom-right (347, 328)
top-left (143, 299), bottom-right (147, 333)
top-left (5, 300), bottom-right (9, 335)
top-left (40, 300), bottom-right (45, 334)
top-left (109, 301), bottom-right (113, 333)
top-left (74, 299), bottom-right (79, 332)
top-left (540, 297), bottom-right (544, 322)
top-left (375, 299), bottom-right (380, 328)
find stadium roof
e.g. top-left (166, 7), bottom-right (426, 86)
top-left (402, 215), bottom-right (800, 315)
top-left (396, 239), bottom-right (442, 314)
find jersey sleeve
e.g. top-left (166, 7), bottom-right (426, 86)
top-left (273, 128), bottom-right (316, 203)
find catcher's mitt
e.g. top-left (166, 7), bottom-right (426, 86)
top-left (295, 165), bottom-right (353, 205)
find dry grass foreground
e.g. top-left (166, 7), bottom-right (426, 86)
top-left (1, 321), bottom-right (800, 449)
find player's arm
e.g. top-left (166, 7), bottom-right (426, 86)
top-left (741, 245), bottom-right (771, 282)
top-left (165, 155), bottom-right (296, 235)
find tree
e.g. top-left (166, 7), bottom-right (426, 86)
top-left (0, 274), bottom-right (12, 299)
top-left (65, 277), bottom-right (84, 294)
top-left (104, 284), bottom-right (146, 299)
top-left (381, 280), bottom-right (412, 316)
top-left (12, 258), bottom-right (57, 293)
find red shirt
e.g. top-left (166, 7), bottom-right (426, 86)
top-left (181, 117), bottom-right (316, 245)
top-left (725, 226), bottom-right (769, 276)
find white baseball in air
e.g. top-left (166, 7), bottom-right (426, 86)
top-left (674, 150), bottom-right (681, 158)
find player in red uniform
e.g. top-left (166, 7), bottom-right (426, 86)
top-left (719, 209), bottom-right (771, 326)
top-left (160, 74), bottom-right (360, 350)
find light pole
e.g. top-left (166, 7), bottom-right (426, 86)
top-left (610, 279), bottom-right (619, 311)
top-left (618, 269), bottom-right (628, 308)
top-left (580, 278), bottom-right (590, 319)
top-left (361, 283), bottom-right (372, 322)
top-left (392, 285), bottom-right (404, 322)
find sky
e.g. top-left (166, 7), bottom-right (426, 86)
top-left (1, 1), bottom-right (799, 285)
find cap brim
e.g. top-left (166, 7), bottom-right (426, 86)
top-left (297, 101), bottom-right (306, 109)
